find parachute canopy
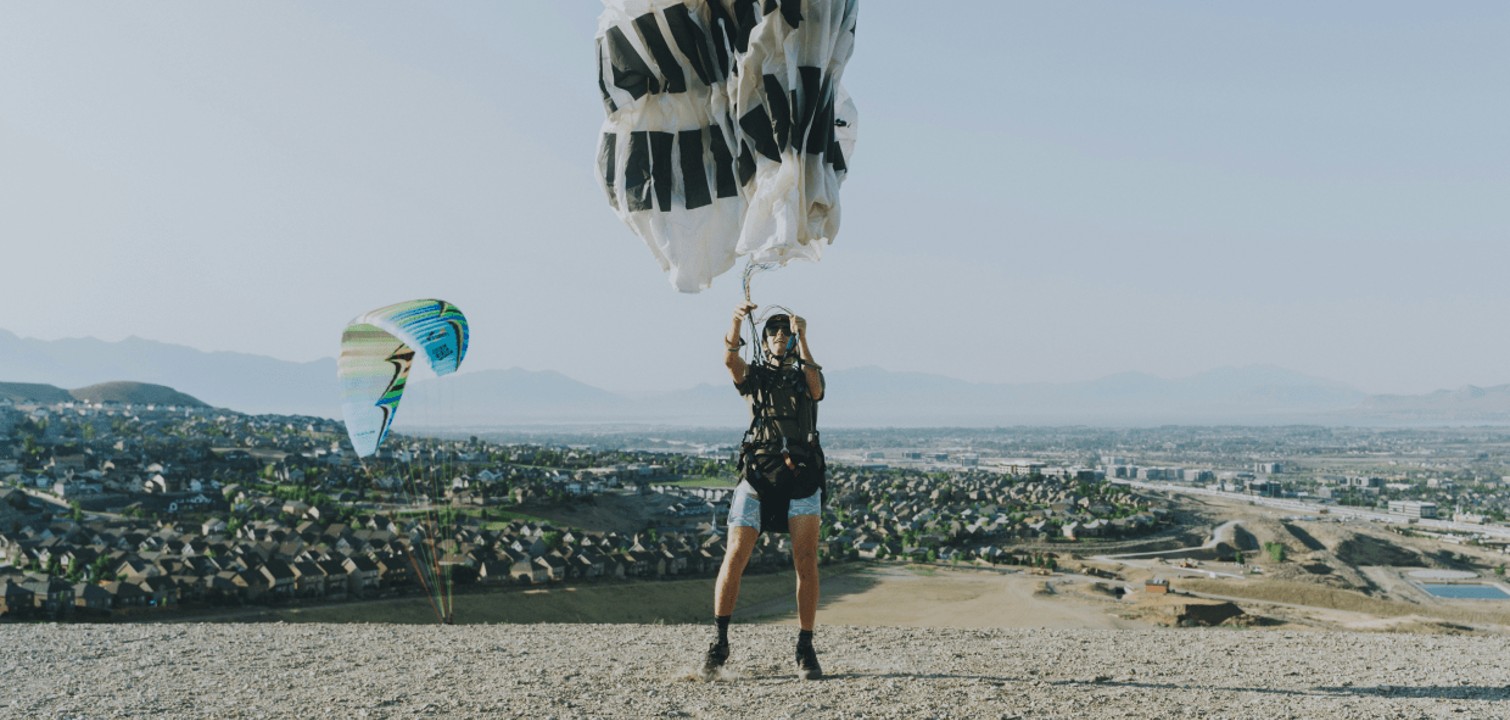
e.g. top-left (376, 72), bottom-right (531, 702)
top-left (338, 299), bottom-right (469, 458)
top-left (596, 0), bottom-right (859, 292)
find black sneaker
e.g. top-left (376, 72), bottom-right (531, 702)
top-left (795, 642), bottom-right (823, 680)
top-left (701, 642), bottom-right (729, 679)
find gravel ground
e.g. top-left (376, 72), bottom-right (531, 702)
top-left (3, 623), bottom-right (1508, 719)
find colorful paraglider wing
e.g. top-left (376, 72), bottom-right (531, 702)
top-left (596, 0), bottom-right (859, 292)
top-left (338, 299), bottom-right (469, 457)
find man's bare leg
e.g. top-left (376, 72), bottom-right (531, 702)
top-left (788, 514), bottom-right (824, 679)
top-left (703, 526), bottom-right (758, 678)
top-left (715, 526), bottom-right (758, 616)
top-left (788, 514), bottom-right (821, 629)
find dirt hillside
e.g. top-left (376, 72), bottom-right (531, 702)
top-left (4, 623), bottom-right (1507, 719)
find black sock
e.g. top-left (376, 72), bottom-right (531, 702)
top-left (797, 629), bottom-right (814, 649)
top-left (715, 615), bottom-right (731, 646)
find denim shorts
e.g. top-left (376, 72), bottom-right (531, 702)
top-left (727, 481), bottom-right (821, 531)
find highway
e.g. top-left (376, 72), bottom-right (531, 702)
top-left (1111, 479), bottom-right (1510, 541)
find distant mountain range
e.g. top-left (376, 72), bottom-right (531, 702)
top-left (0, 329), bottom-right (334, 416)
top-left (4, 328), bottom-right (1510, 427)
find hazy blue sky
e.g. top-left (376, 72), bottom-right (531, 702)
top-left (2, 3), bottom-right (1506, 395)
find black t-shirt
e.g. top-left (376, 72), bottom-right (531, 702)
top-left (735, 360), bottom-right (824, 443)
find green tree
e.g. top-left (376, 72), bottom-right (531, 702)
top-left (89, 555), bottom-right (112, 582)
top-left (69, 500), bottom-right (84, 522)
top-left (1265, 542), bottom-right (1287, 563)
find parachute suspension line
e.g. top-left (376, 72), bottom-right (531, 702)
top-left (435, 375), bottom-right (455, 625)
top-left (420, 377), bottom-right (453, 625)
top-left (745, 307), bottom-right (763, 368)
top-left (421, 453), bottom-right (444, 625)
top-left (405, 389), bottom-right (447, 626)
top-left (359, 434), bottom-right (434, 624)
top-left (364, 449), bottom-right (443, 626)
top-left (741, 258), bottom-right (781, 304)
top-left (741, 258), bottom-right (783, 368)
top-left (408, 537), bottom-right (445, 625)
top-left (425, 454), bottom-right (448, 624)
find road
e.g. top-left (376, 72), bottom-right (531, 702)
top-left (1088, 519), bottom-right (1250, 579)
top-left (1113, 479), bottom-right (1510, 540)
top-left (16, 486), bottom-right (71, 510)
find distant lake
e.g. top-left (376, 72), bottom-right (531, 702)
top-left (1421, 583), bottom-right (1510, 600)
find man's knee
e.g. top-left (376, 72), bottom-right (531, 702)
top-left (724, 528), bottom-right (758, 563)
top-left (723, 547), bottom-right (753, 573)
top-left (792, 547), bottom-right (820, 575)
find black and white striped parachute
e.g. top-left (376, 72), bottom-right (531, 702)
top-left (596, 0), bottom-right (859, 293)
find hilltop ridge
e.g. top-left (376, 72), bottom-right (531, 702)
top-left (0, 380), bottom-right (208, 408)
top-left (3, 623), bottom-right (1507, 718)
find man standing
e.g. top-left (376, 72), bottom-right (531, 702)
top-left (704, 300), bottom-right (827, 680)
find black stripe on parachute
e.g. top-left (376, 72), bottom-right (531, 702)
top-left (625, 131), bottom-right (653, 212)
top-left (828, 128), bottom-right (847, 173)
top-left (731, 0), bottom-right (761, 51)
top-left (705, 1), bottom-right (736, 79)
top-left (663, 4), bottom-right (716, 87)
top-left (633, 12), bottom-right (686, 94)
top-left (764, 74), bottom-right (791, 157)
top-left (650, 130), bottom-right (676, 211)
top-left (739, 67), bottom-right (841, 162)
top-left (603, 5), bottom-right (736, 106)
top-left (608, 90), bottom-right (847, 215)
top-left (739, 103), bottom-right (780, 163)
top-left (797, 66), bottom-right (825, 154)
top-left (708, 124), bottom-right (739, 198)
top-left (603, 25), bottom-right (659, 100)
top-left (600, 132), bottom-right (619, 210)
top-left (606, 125), bottom-right (745, 214)
top-left (596, 40), bottom-right (618, 115)
top-left (679, 129), bottom-right (712, 210)
top-left (763, 0), bottom-right (803, 30)
top-left (738, 142), bottom-right (756, 186)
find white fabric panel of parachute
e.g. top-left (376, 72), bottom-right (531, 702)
top-left (338, 299), bottom-right (469, 458)
top-left (596, 0), bottom-right (859, 292)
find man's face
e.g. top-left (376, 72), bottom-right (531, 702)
top-left (764, 323), bottom-right (792, 357)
